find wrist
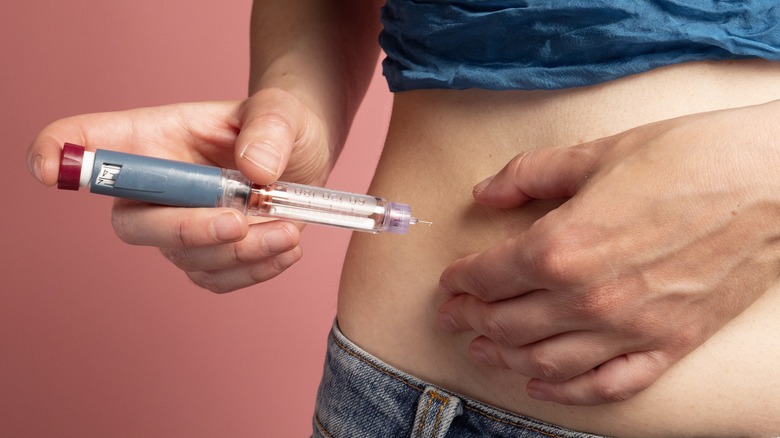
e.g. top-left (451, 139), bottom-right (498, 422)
top-left (248, 0), bottom-right (383, 151)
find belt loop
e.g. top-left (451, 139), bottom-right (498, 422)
top-left (411, 386), bottom-right (463, 438)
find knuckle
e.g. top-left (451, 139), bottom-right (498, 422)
top-left (247, 88), bottom-right (330, 184)
top-left (532, 234), bottom-right (575, 281)
top-left (160, 247), bottom-right (196, 271)
top-left (480, 312), bottom-right (514, 346)
top-left (110, 209), bottom-right (136, 244)
top-left (172, 215), bottom-right (200, 248)
top-left (592, 382), bottom-right (634, 403)
top-left (576, 287), bottom-right (621, 320)
top-left (589, 352), bottom-right (663, 403)
top-left (229, 240), bottom-right (255, 266)
top-left (243, 263), bottom-right (282, 287)
top-left (247, 264), bottom-right (279, 285)
top-left (160, 247), bottom-right (184, 268)
top-left (246, 88), bottom-right (298, 130)
top-left (669, 321), bottom-right (707, 352)
top-left (528, 226), bottom-right (597, 287)
top-left (466, 276), bottom-right (494, 302)
top-left (527, 349), bottom-right (568, 382)
top-left (257, 112), bottom-right (295, 137)
top-left (233, 249), bottom-right (302, 289)
top-left (177, 241), bottom-right (303, 294)
top-left (230, 229), bottom-right (282, 265)
top-left (266, 248), bottom-right (303, 277)
top-left (509, 149), bottom-right (540, 175)
top-left (458, 255), bottom-right (499, 301)
top-left (186, 271), bottom-right (235, 295)
top-left (508, 151), bottom-right (536, 189)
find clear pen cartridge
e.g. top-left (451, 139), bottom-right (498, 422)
top-left (57, 143), bottom-right (431, 234)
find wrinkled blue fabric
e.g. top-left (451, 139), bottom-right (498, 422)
top-left (379, 0), bottom-right (780, 91)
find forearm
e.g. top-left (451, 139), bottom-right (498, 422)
top-left (249, 0), bottom-right (383, 149)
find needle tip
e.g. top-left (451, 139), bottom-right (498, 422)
top-left (411, 218), bottom-right (433, 227)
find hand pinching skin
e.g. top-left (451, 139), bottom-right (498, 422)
top-left (439, 100), bottom-right (780, 405)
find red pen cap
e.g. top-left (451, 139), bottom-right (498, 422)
top-left (57, 143), bottom-right (86, 190)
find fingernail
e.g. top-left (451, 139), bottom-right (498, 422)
top-left (473, 175), bottom-right (494, 195)
top-left (240, 142), bottom-right (281, 177)
top-left (211, 211), bottom-right (244, 242)
top-left (262, 226), bottom-right (294, 255)
top-left (31, 154), bottom-right (44, 183)
top-left (437, 311), bottom-right (459, 332)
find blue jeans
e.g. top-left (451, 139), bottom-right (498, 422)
top-left (313, 322), bottom-right (609, 438)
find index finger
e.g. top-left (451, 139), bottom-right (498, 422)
top-left (439, 202), bottom-right (593, 302)
top-left (474, 140), bottom-right (603, 209)
top-left (439, 231), bottom-right (543, 302)
top-left (28, 101), bottom-right (242, 187)
top-left (111, 201), bottom-right (249, 248)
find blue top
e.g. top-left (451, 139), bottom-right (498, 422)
top-left (379, 1), bottom-right (780, 91)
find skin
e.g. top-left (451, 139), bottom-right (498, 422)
top-left (338, 69), bottom-right (780, 435)
top-left (26, 0), bottom-right (780, 435)
top-left (437, 100), bottom-right (780, 405)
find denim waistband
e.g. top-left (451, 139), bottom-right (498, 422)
top-left (313, 321), bottom-right (609, 438)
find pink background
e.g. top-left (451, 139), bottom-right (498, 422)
top-left (1, 1), bottom-right (391, 436)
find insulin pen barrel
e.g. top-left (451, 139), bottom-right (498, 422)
top-left (248, 182), bottom-right (413, 234)
top-left (58, 143), bottom-right (225, 207)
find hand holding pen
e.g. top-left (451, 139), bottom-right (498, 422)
top-left (28, 92), bottom-right (345, 292)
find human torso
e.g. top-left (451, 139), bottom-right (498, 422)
top-left (338, 60), bottom-right (780, 437)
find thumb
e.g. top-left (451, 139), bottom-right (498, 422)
top-left (28, 120), bottom-right (89, 187)
top-left (28, 134), bottom-right (68, 187)
top-left (234, 88), bottom-right (306, 185)
top-left (473, 142), bottom-right (602, 208)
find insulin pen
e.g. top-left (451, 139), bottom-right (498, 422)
top-left (57, 143), bottom-right (431, 234)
